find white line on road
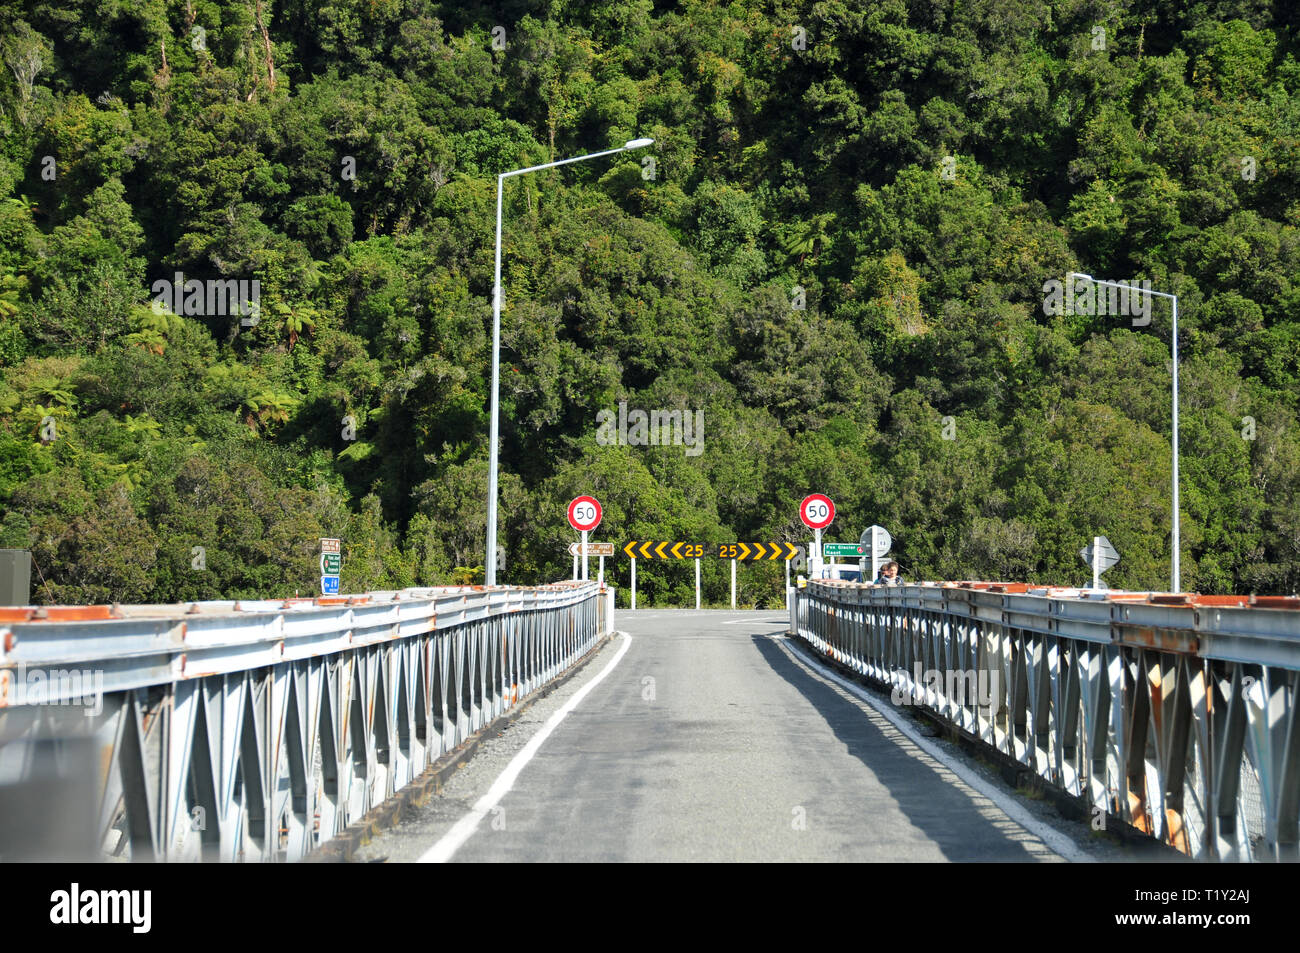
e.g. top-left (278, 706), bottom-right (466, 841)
top-left (774, 637), bottom-right (1093, 863)
top-left (720, 618), bottom-right (787, 624)
top-left (417, 632), bottom-right (634, 863)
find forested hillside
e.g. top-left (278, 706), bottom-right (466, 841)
top-left (0, 1), bottom-right (1297, 604)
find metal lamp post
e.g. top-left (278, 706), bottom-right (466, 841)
top-left (1067, 272), bottom-right (1182, 592)
top-left (485, 138), bottom-right (655, 585)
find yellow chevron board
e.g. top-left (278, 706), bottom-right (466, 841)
top-left (623, 541), bottom-right (706, 559)
top-left (621, 542), bottom-right (801, 560)
top-left (714, 543), bottom-right (801, 561)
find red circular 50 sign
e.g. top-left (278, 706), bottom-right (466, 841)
top-left (567, 496), bottom-right (602, 532)
top-left (800, 494), bottom-right (835, 530)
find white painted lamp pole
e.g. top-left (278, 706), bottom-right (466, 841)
top-left (485, 138), bottom-right (654, 585)
top-left (1068, 272), bottom-right (1181, 592)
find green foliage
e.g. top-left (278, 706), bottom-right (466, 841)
top-left (0, 1), bottom-right (1297, 604)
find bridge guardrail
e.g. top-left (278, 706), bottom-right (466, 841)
top-left (794, 580), bottom-right (1300, 861)
top-left (0, 581), bottom-right (604, 862)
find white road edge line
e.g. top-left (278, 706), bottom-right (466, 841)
top-left (417, 632), bottom-right (634, 863)
top-left (775, 637), bottom-right (1094, 864)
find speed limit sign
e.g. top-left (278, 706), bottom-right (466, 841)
top-left (567, 496), bottom-right (603, 532)
top-left (800, 494), bottom-right (835, 530)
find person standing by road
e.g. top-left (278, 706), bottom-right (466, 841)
top-left (874, 561), bottom-right (904, 586)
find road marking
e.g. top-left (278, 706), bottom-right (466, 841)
top-left (417, 632), bottom-right (634, 863)
top-left (774, 637), bottom-right (1093, 864)
top-left (721, 618), bottom-right (787, 625)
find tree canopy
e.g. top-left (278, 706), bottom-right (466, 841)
top-left (1, 1), bottom-right (1297, 604)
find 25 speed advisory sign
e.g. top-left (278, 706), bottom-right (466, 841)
top-left (567, 496), bottom-right (603, 532)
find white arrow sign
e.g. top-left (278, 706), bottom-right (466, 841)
top-left (860, 525), bottom-right (892, 557)
top-left (860, 524), bottom-right (892, 581)
top-left (1080, 535), bottom-right (1119, 588)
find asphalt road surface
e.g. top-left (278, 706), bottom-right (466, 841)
top-left (355, 610), bottom-right (1109, 863)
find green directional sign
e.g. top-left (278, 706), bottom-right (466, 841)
top-left (823, 543), bottom-right (866, 557)
top-left (321, 553), bottom-right (342, 574)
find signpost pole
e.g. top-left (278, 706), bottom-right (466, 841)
top-left (730, 558), bottom-right (736, 608)
top-left (814, 528), bottom-right (822, 578)
top-left (872, 526), bottom-right (881, 583)
top-left (598, 554), bottom-right (605, 586)
top-left (581, 530), bottom-right (589, 581)
top-left (573, 550), bottom-right (578, 581)
top-left (631, 557), bottom-right (637, 610)
top-left (785, 554), bottom-right (792, 617)
top-left (1092, 536), bottom-right (1101, 589)
top-left (695, 558), bottom-right (701, 610)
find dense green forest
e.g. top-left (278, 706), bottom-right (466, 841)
top-left (0, 1), bottom-right (1297, 605)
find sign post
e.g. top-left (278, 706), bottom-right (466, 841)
top-left (567, 496), bottom-right (602, 584)
top-left (695, 557), bottom-right (701, 610)
top-left (730, 557), bottom-right (736, 608)
top-left (1080, 536), bottom-right (1119, 589)
top-left (320, 538), bottom-right (341, 596)
top-left (858, 525), bottom-right (892, 582)
top-left (631, 557), bottom-right (637, 610)
top-left (800, 494), bottom-right (836, 578)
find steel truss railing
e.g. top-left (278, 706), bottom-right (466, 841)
top-left (795, 581), bottom-right (1300, 861)
top-left (0, 582), bottom-right (604, 862)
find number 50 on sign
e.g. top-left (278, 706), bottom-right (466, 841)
top-left (800, 494), bottom-right (835, 530)
top-left (567, 496), bottom-right (602, 532)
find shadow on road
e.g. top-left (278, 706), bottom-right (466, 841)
top-left (750, 632), bottom-right (1055, 862)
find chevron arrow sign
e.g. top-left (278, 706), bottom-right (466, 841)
top-left (621, 542), bottom-right (803, 560)
top-left (715, 543), bottom-right (801, 561)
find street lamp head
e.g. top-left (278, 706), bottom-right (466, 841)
top-left (1069, 271), bottom-right (1094, 281)
top-left (623, 138), bottom-right (655, 150)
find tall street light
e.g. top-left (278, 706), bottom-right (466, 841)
top-left (485, 138), bottom-right (655, 585)
top-left (1067, 272), bottom-right (1182, 592)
